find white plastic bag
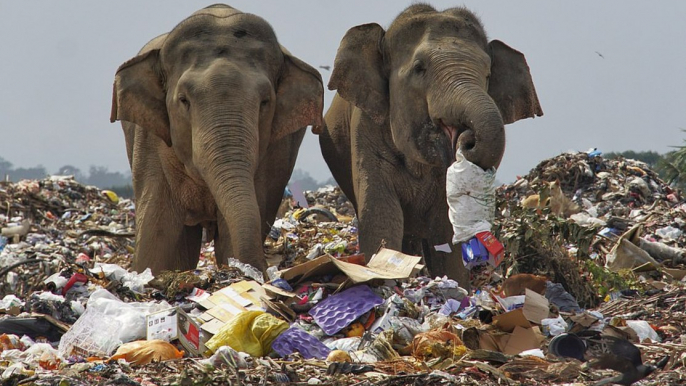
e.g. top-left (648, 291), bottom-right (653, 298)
top-left (86, 289), bottom-right (171, 343)
top-left (446, 151), bottom-right (496, 244)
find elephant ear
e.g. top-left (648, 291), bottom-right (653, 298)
top-left (328, 23), bottom-right (388, 125)
top-left (110, 49), bottom-right (171, 146)
top-left (272, 48), bottom-right (325, 140)
top-left (487, 40), bottom-right (543, 125)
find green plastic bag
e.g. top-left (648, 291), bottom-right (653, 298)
top-left (205, 311), bottom-right (288, 357)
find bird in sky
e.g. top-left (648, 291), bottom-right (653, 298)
top-left (319, 65), bottom-right (331, 71)
top-left (595, 51), bottom-right (605, 59)
top-left (589, 336), bottom-right (668, 385)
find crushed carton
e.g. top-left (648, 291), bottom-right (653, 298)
top-left (146, 307), bottom-right (206, 356)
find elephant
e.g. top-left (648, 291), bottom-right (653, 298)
top-left (110, 4), bottom-right (324, 275)
top-left (319, 4), bottom-right (542, 288)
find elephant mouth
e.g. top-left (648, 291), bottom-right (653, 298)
top-left (439, 120), bottom-right (474, 163)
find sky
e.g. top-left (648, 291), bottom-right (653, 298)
top-left (1, 1), bottom-right (685, 184)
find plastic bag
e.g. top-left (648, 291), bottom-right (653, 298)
top-left (446, 151), bottom-right (496, 244)
top-left (204, 311), bottom-right (288, 357)
top-left (226, 258), bottom-right (265, 284)
top-left (199, 346), bottom-right (249, 369)
top-left (86, 289), bottom-right (171, 343)
top-left (110, 340), bottom-right (184, 365)
top-left (90, 263), bottom-right (153, 293)
top-left (626, 320), bottom-right (661, 343)
top-left (58, 307), bottom-right (122, 358)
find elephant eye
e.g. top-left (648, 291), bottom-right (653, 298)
top-left (178, 94), bottom-right (190, 108)
top-left (260, 98), bottom-right (270, 107)
top-left (412, 60), bottom-right (426, 75)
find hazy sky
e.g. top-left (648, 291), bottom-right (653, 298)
top-left (1, 1), bottom-right (684, 183)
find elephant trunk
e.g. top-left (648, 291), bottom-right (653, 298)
top-left (428, 53), bottom-right (506, 171)
top-left (196, 113), bottom-right (266, 272)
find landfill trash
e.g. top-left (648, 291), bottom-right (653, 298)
top-left (90, 263), bottom-right (153, 293)
top-left (446, 150), bottom-right (496, 244)
top-left (2, 150), bottom-right (686, 385)
top-left (625, 320), bottom-right (661, 343)
top-left (498, 273), bottom-right (548, 297)
top-left (226, 258), bottom-right (265, 283)
top-left (204, 311), bottom-right (288, 357)
top-left (548, 333), bottom-right (586, 360)
top-left (326, 349), bottom-right (351, 362)
top-left (58, 307), bottom-right (123, 358)
top-left (0, 315), bottom-right (66, 343)
top-left (545, 282), bottom-right (582, 313)
top-left (309, 285), bottom-right (383, 335)
top-left (199, 345), bottom-right (248, 369)
top-left (272, 326), bottom-right (331, 359)
top-left (410, 326), bottom-right (466, 361)
top-left (109, 340), bottom-right (184, 365)
top-left (86, 288), bottom-right (171, 343)
top-left (541, 316), bottom-right (569, 336)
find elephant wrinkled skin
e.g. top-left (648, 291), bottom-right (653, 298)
top-left (111, 4), bottom-right (324, 275)
top-left (319, 5), bottom-right (542, 288)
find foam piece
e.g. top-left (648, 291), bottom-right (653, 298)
top-left (309, 285), bottom-right (383, 335)
top-left (272, 327), bottom-right (331, 359)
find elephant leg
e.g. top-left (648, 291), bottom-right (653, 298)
top-left (320, 95), bottom-right (357, 211)
top-left (133, 193), bottom-right (203, 274)
top-left (356, 188), bottom-right (404, 260)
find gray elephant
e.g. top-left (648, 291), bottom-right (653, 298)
top-left (319, 4), bottom-right (542, 287)
top-left (111, 4), bottom-right (324, 274)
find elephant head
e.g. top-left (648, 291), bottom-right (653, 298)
top-left (110, 4), bottom-right (324, 270)
top-left (329, 4), bottom-right (542, 170)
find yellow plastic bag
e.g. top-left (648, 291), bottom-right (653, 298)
top-left (102, 190), bottom-right (120, 204)
top-left (205, 311), bottom-right (288, 357)
top-left (109, 340), bottom-right (184, 365)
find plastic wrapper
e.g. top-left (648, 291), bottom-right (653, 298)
top-left (205, 311), bottom-right (288, 357)
top-left (411, 327), bottom-right (465, 360)
top-left (199, 346), bottom-right (249, 369)
top-left (58, 307), bottom-right (122, 358)
top-left (446, 151), bottom-right (496, 244)
top-left (626, 320), bottom-right (661, 343)
top-left (86, 288), bottom-right (171, 343)
top-left (226, 258), bottom-right (265, 284)
top-left (541, 316), bottom-right (569, 336)
top-left (110, 340), bottom-right (184, 365)
top-left (90, 263), bottom-right (153, 293)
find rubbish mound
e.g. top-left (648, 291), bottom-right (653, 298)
top-left (1, 151), bottom-right (686, 386)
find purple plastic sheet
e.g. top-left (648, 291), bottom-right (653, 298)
top-left (272, 327), bottom-right (331, 359)
top-left (309, 285), bottom-right (383, 335)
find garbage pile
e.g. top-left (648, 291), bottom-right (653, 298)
top-left (1, 151), bottom-right (686, 386)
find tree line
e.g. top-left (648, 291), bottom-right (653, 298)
top-left (0, 156), bottom-right (335, 198)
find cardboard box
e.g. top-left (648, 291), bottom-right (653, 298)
top-left (197, 280), bottom-right (268, 335)
top-left (146, 307), bottom-right (205, 356)
top-left (492, 289), bottom-right (549, 333)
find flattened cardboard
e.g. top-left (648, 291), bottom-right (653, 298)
top-left (493, 308), bottom-right (531, 333)
top-left (328, 248), bottom-right (422, 283)
top-left (503, 326), bottom-right (540, 355)
top-left (198, 280), bottom-right (267, 335)
top-left (277, 255), bottom-right (339, 283)
top-left (277, 248), bottom-right (423, 285)
top-left (522, 289), bottom-right (550, 324)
